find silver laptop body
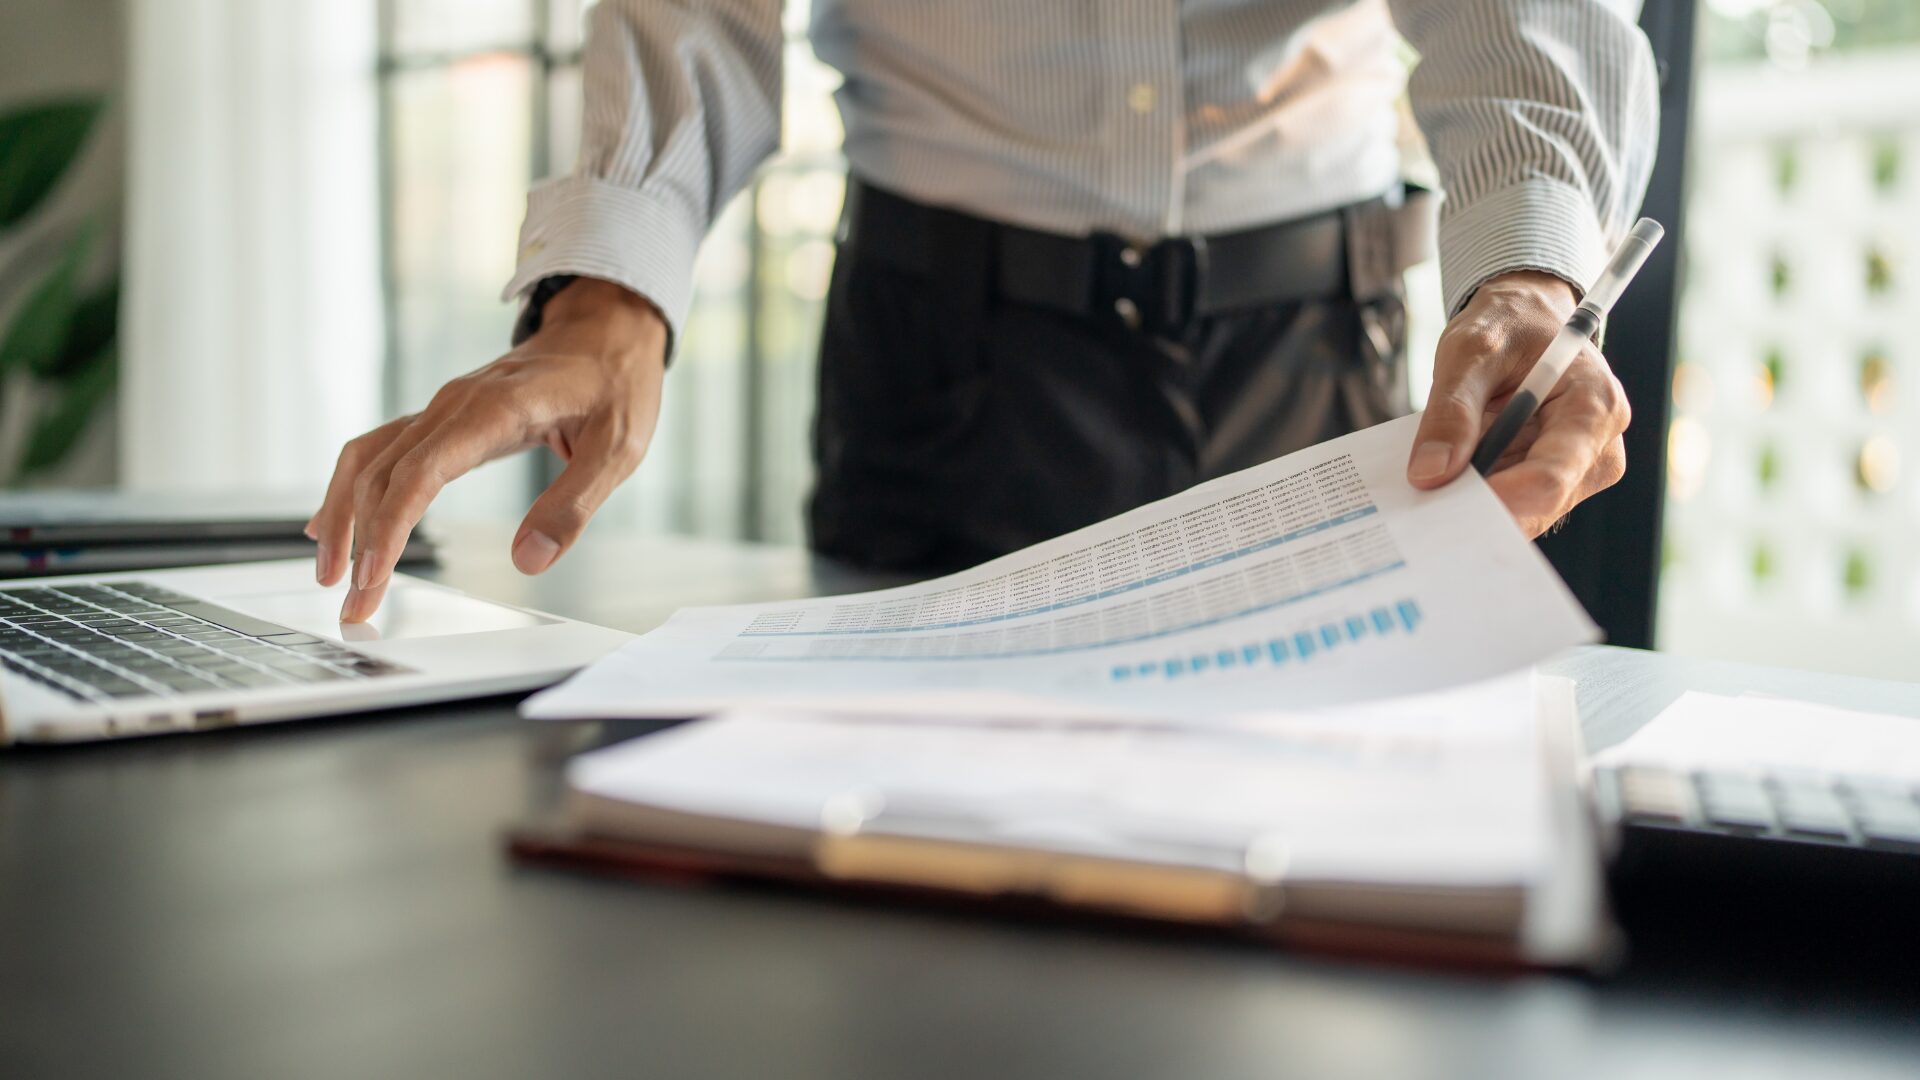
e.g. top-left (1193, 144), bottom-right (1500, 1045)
top-left (0, 560), bottom-right (628, 744)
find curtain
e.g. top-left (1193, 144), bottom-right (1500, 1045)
top-left (121, 0), bottom-right (382, 491)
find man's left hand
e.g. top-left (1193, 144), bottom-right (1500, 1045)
top-left (1405, 270), bottom-right (1631, 536)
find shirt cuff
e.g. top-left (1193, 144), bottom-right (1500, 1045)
top-left (1437, 177), bottom-right (1608, 317)
top-left (500, 176), bottom-right (703, 347)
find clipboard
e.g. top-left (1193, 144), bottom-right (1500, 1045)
top-left (505, 823), bottom-right (1538, 973)
top-left (504, 677), bottom-right (1610, 973)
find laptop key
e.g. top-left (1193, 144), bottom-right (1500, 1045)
top-left (216, 669), bottom-right (288, 689)
top-left (1616, 767), bottom-right (1696, 824)
top-left (1848, 793), bottom-right (1920, 845)
top-left (1695, 771), bottom-right (1774, 830)
top-left (175, 652), bottom-right (240, 670)
top-left (151, 671), bottom-right (221, 692)
top-left (151, 641), bottom-right (207, 656)
top-left (85, 676), bottom-right (154, 697)
top-left (161, 601), bottom-right (302, 640)
top-left (12, 645), bottom-right (67, 660)
top-left (1772, 781), bottom-right (1853, 838)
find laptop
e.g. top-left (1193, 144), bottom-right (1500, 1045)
top-left (0, 560), bottom-right (629, 744)
top-left (1, 490), bottom-right (436, 577)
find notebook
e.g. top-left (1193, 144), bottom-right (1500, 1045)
top-left (509, 673), bottom-right (1610, 970)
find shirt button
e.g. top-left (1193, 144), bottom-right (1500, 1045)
top-left (1127, 82), bottom-right (1157, 114)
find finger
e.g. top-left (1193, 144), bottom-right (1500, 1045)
top-left (512, 418), bottom-right (650, 575)
top-left (311, 418), bottom-right (410, 587)
top-left (1408, 332), bottom-right (1512, 488)
top-left (344, 410), bottom-right (445, 591)
top-left (1485, 366), bottom-right (1628, 536)
top-left (340, 408), bottom-right (522, 622)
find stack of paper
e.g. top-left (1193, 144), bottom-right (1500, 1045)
top-left (551, 673), bottom-right (1607, 965)
top-left (1593, 692), bottom-right (1920, 781)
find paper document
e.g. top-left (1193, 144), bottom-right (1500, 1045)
top-left (567, 674), bottom-right (1554, 885)
top-left (1593, 692), bottom-right (1920, 783)
top-left (559, 673), bottom-right (1608, 962)
top-left (525, 415), bottom-right (1597, 721)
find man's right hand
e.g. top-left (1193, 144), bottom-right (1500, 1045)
top-left (311, 278), bottom-right (668, 622)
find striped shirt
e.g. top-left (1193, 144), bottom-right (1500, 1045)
top-left (505, 0), bottom-right (1659, 339)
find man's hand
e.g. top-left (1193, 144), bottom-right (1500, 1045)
top-left (311, 278), bottom-right (668, 622)
top-left (1406, 270), bottom-right (1630, 536)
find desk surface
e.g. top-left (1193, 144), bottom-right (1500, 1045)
top-left (4, 524), bottom-right (1918, 1080)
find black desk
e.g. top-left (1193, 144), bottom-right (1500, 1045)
top-left (5, 525), bottom-right (1919, 1079)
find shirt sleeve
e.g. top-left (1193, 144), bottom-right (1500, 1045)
top-left (500, 0), bottom-right (784, 345)
top-left (1386, 0), bottom-right (1660, 315)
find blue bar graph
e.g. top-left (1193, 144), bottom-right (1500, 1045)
top-left (1293, 632), bottom-right (1316, 661)
top-left (1397, 599), bottom-right (1421, 632)
top-left (1110, 598), bottom-right (1422, 681)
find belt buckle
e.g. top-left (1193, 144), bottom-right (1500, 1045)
top-left (1149, 234), bottom-right (1208, 335)
top-left (1093, 232), bottom-right (1209, 336)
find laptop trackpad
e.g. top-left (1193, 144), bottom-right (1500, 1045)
top-left (228, 583), bottom-right (553, 642)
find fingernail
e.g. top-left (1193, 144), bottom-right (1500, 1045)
top-left (513, 530), bottom-right (561, 575)
top-left (354, 554), bottom-right (376, 590)
top-left (316, 543), bottom-right (331, 584)
top-left (339, 588), bottom-right (360, 623)
top-left (1409, 441), bottom-right (1453, 483)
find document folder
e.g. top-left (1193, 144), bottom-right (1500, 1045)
top-left (507, 677), bottom-right (1610, 971)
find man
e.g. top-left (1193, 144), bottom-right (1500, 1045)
top-left (314, 0), bottom-right (1657, 622)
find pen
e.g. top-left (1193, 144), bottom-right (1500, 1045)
top-left (1469, 217), bottom-right (1665, 476)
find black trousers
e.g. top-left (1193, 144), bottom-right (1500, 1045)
top-left (808, 234), bottom-right (1411, 576)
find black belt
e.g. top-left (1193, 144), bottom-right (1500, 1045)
top-left (838, 178), bottom-right (1435, 337)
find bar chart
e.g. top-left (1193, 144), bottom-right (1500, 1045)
top-left (1108, 600), bottom-right (1422, 681)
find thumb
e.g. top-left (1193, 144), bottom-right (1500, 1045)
top-left (511, 424), bottom-right (639, 575)
top-left (1408, 365), bottom-right (1498, 489)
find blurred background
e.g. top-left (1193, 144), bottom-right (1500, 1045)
top-left (0, 0), bottom-right (1915, 679)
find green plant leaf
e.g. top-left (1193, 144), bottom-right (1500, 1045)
top-left (17, 343), bottom-right (116, 478)
top-left (0, 99), bottom-right (103, 230)
top-left (43, 275), bottom-right (118, 379)
top-left (0, 220), bottom-right (96, 376)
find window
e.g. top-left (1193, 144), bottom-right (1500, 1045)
top-left (378, 0), bottom-right (843, 542)
top-left (1656, 1), bottom-right (1920, 679)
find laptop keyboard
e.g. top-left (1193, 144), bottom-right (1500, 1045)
top-left (1601, 764), bottom-right (1920, 850)
top-left (0, 580), bottom-right (406, 703)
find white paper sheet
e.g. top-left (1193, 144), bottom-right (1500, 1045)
top-left (525, 415), bottom-right (1597, 722)
top-left (566, 673), bottom-right (1555, 886)
top-left (1592, 692), bottom-right (1920, 782)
